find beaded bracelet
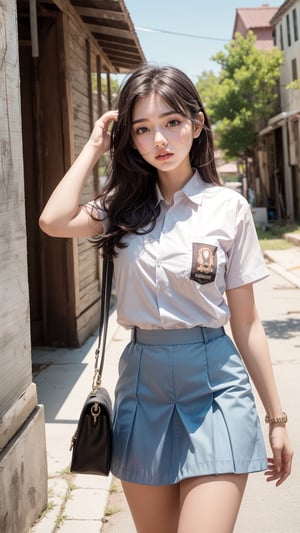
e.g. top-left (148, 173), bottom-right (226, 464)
top-left (265, 412), bottom-right (288, 424)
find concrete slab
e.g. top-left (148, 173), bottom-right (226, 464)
top-left (59, 520), bottom-right (101, 532)
top-left (0, 406), bottom-right (47, 533)
top-left (31, 477), bottom-right (68, 533)
top-left (75, 474), bottom-right (112, 490)
top-left (264, 247), bottom-right (300, 287)
top-left (30, 311), bottom-right (130, 532)
top-left (0, 383), bottom-right (37, 450)
top-left (64, 488), bottom-right (106, 520)
top-left (100, 478), bottom-right (135, 533)
top-left (284, 232), bottom-right (300, 246)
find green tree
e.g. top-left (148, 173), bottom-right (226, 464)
top-left (92, 74), bottom-right (120, 108)
top-left (209, 32), bottom-right (283, 161)
top-left (100, 75), bottom-right (120, 108)
top-left (287, 78), bottom-right (300, 89)
top-left (195, 70), bottom-right (220, 116)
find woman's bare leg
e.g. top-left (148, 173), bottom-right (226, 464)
top-left (178, 474), bottom-right (248, 533)
top-left (121, 480), bottom-right (180, 533)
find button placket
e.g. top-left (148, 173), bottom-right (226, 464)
top-left (155, 210), bottom-right (172, 304)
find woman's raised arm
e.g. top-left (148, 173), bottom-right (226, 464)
top-left (39, 110), bottom-right (118, 238)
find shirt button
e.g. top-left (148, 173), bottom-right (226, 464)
top-left (157, 261), bottom-right (161, 267)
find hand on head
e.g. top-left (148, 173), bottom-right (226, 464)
top-left (88, 110), bottom-right (119, 154)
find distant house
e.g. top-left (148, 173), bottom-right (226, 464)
top-left (272, 0), bottom-right (300, 111)
top-left (258, 0), bottom-right (300, 221)
top-left (231, 4), bottom-right (280, 216)
top-left (214, 149), bottom-right (239, 182)
top-left (232, 3), bottom-right (278, 48)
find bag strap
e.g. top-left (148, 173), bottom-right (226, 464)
top-left (92, 258), bottom-right (114, 392)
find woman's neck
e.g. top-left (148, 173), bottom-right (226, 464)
top-left (158, 166), bottom-right (194, 204)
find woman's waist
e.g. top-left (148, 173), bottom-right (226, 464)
top-left (131, 326), bottom-right (225, 345)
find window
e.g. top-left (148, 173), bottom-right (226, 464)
top-left (287, 14), bottom-right (291, 46)
top-left (292, 8), bottom-right (299, 41)
top-left (291, 58), bottom-right (298, 81)
top-left (280, 24), bottom-right (284, 49)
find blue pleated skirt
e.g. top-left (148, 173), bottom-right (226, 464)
top-left (111, 326), bottom-right (267, 485)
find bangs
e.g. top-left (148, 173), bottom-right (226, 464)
top-left (153, 77), bottom-right (201, 120)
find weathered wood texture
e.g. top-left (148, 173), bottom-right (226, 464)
top-left (52, 0), bottom-right (145, 72)
top-left (0, 0), bottom-right (32, 416)
top-left (68, 13), bottom-right (102, 341)
top-left (18, 0), bottom-right (111, 347)
top-left (20, 12), bottom-right (78, 346)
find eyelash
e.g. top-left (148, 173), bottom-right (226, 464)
top-left (134, 118), bottom-right (182, 135)
top-left (168, 119), bottom-right (181, 127)
top-left (135, 126), bottom-right (148, 135)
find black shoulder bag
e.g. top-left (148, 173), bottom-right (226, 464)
top-left (70, 258), bottom-right (114, 476)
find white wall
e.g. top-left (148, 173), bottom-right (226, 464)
top-left (275, 0), bottom-right (300, 110)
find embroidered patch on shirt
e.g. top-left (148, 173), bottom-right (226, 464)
top-left (190, 242), bottom-right (217, 285)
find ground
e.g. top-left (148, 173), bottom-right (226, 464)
top-left (101, 477), bottom-right (134, 533)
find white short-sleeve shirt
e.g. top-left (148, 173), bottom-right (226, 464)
top-left (102, 170), bottom-right (268, 330)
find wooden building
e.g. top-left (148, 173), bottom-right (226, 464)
top-left (1, 3), bottom-right (48, 531)
top-left (17, 0), bottom-right (145, 347)
top-left (258, 0), bottom-right (300, 222)
top-left (0, 2), bottom-right (144, 531)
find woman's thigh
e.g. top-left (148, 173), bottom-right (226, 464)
top-left (122, 480), bottom-right (180, 533)
top-left (178, 473), bottom-right (248, 533)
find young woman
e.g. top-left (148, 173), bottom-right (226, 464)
top-left (39, 64), bottom-right (293, 533)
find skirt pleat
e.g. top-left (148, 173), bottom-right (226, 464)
top-left (111, 328), bottom-right (267, 485)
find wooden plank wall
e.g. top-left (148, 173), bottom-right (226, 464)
top-left (0, 0), bottom-right (32, 416)
top-left (68, 14), bottom-right (103, 343)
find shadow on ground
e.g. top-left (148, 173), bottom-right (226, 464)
top-left (262, 318), bottom-right (300, 340)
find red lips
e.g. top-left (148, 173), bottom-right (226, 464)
top-left (155, 150), bottom-right (173, 160)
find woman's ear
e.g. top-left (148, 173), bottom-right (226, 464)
top-left (193, 111), bottom-right (205, 138)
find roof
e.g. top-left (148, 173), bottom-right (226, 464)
top-left (71, 0), bottom-right (145, 72)
top-left (17, 0), bottom-right (145, 74)
top-left (232, 5), bottom-right (278, 36)
top-left (270, 0), bottom-right (297, 25)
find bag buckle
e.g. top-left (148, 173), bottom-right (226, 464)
top-left (91, 402), bottom-right (101, 424)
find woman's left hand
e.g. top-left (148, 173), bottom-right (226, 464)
top-left (265, 426), bottom-right (293, 486)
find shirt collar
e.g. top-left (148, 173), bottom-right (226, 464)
top-left (155, 169), bottom-right (208, 207)
top-left (155, 183), bottom-right (166, 206)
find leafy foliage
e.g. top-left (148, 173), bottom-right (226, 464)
top-left (100, 75), bottom-right (120, 108)
top-left (195, 70), bottom-right (220, 116)
top-left (197, 32), bottom-right (283, 160)
top-left (286, 78), bottom-right (300, 89)
top-left (92, 74), bottom-right (120, 108)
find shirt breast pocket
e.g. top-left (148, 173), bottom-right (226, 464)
top-left (189, 241), bottom-right (218, 286)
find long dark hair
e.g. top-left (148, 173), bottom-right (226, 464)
top-left (92, 64), bottom-right (220, 258)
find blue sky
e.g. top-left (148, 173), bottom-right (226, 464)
top-left (125, 0), bottom-right (283, 81)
